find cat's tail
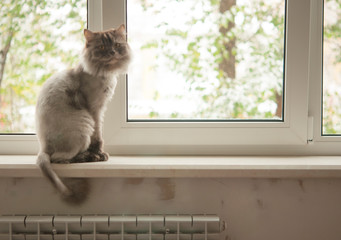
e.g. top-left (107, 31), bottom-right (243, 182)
top-left (37, 152), bottom-right (89, 205)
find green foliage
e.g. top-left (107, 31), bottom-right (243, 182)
top-left (323, 0), bottom-right (341, 134)
top-left (140, 0), bottom-right (286, 120)
top-left (0, 0), bottom-right (86, 133)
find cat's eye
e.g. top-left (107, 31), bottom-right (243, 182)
top-left (115, 43), bottom-right (121, 48)
top-left (99, 45), bottom-right (105, 50)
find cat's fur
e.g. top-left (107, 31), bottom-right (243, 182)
top-left (36, 25), bottom-right (131, 205)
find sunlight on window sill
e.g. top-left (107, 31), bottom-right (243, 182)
top-left (0, 155), bottom-right (341, 178)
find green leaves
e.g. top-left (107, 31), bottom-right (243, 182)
top-left (141, 40), bottom-right (159, 50)
top-left (166, 29), bottom-right (188, 38)
top-left (138, 0), bottom-right (287, 119)
top-left (0, 0), bottom-right (86, 132)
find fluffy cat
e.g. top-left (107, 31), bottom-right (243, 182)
top-left (36, 24), bottom-right (131, 205)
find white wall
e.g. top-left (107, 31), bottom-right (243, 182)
top-left (1, 177), bottom-right (341, 239)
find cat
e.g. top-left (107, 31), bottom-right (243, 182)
top-left (35, 24), bottom-right (131, 205)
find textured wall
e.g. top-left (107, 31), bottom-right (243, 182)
top-left (1, 178), bottom-right (341, 240)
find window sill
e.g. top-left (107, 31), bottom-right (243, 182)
top-left (0, 155), bottom-right (341, 178)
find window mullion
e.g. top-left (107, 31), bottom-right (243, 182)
top-left (88, 0), bottom-right (103, 31)
top-left (308, 0), bottom-right (324, 142)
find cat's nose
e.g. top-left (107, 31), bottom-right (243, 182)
top-left (109, 49), bottom-right (115, 55)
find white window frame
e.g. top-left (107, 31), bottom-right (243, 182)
top-left (0, 0), bottom-right (341, 156)
top-left (306, 0), bottom-right (341, 153)
top-left (103, 0), bottom-right (310, 155)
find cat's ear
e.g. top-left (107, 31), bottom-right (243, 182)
top-left (84, 29), bottom-right (95, 42)
top-left (116, 24), bottom-right (126, 34)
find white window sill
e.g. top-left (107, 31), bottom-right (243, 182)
top-left (0, 155), bottom-right (341, 178)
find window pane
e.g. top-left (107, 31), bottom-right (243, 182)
top-left (0, 0), bottom-right (86, 133)
top-left (127, 0), bottom-right (285, 120)
top-left (323, 0), bottom-right (341, 135)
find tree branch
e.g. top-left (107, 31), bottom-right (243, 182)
top-left (0, 31), bottom-right (14, 90)
top-left (219, 0), bottom-right (236, 79)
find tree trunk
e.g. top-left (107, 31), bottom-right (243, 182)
top-left (0, 31), bottom-right (14, 90)
top-left (219, 0), bottom-right (236, 79)
top-left (0, 32), bottom-right (14, 89)
top-left (275, 91), bottom-right (283, 119)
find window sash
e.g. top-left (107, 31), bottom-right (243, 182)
top-left (102, 0), bottom-right (311, 153)
top-left (309, 0), bottom-right (341, 143)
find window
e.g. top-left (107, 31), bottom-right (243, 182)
top-left (0, 0), bottom-right (87, 133)
top-left (103, 0), bottom-right (311, 155)
top-left (1, 0), bottom-right (341, 156)
top-left (322, 0), bottom-right (341, 135)
top-left (127, 0), bottom-right (285, 121)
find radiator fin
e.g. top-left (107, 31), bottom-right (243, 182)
top-left (0, 214), bottom-right (224, 240)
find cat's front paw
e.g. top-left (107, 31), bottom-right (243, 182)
top-left (98, 152), bottom-right (109, 162)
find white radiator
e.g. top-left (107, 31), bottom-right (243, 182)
top-left (0, 214), bottom-right (225, 240)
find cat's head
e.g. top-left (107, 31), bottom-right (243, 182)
top-left (81, 24), bottom-right (131, 76)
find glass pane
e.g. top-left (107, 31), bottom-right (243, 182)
top-left (0, 0), bottom-right (87, 133)
top-left (323, 0), bottom-right (341, 135)
top-left (127, 0), bottom-right (285, 121)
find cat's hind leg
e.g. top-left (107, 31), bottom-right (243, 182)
top-left (50, 134), bottom-right (91, 164)
top-left (49, 132), bottom-right (93, 165)
top-left (49, 111), bottom-right (95, 164)
top-left (51, 151), bottom-right (79, 164)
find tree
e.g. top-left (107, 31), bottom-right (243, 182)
top-left (219, 0), bottom-right (236, 80)
top-left (138, 0), bottom-right (285, 120)
top-left (0, 0), bottom-right (86, 132)
top-left (323, 0), bottom-right (341, 134)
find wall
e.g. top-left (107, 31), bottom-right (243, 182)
top-left (1, 177), bottom-right (341, 240)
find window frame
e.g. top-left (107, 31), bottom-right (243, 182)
top-left (1, 0), bottom-right (341, 156)
top-left (309, 0), bottom-right (341, 143)
top-left (102, 0), bottom-right (311, 155)
top-left (310, 0), bottom-right (341, 141)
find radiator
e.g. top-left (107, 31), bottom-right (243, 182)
top-left (0, 214), bottom-right (225, 240)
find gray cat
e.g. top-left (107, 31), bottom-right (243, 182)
top-left (35, 25), bottom-right (131, 204)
